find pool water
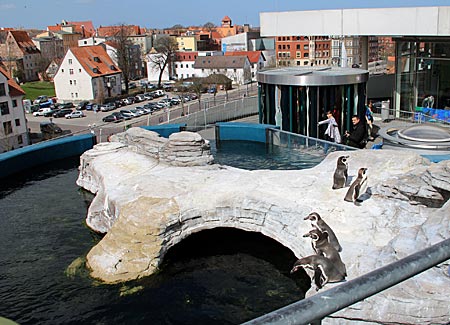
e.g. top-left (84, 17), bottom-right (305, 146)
top-left (0, 142), bottom-right (316, 325)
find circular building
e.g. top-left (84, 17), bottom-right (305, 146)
top-left (257, 66), bottom-right (369, 140)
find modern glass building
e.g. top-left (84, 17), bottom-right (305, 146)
top-left (257, 66), bottom-right (369, 139)
top-left (395, 37), bottom-right (450, 113)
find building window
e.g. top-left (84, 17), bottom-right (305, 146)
top-left (3, 121), bottom-right (12, 135)
top-left (79, 69), bottom-right (81, 73)
top-left (71, 93), bottom-right (74, 98)
top-left (15, 118), bottom-right (20, 126)
top-left (296, 44), bottom-right (300, 50)
top-left (18, 135), bottom-right (23, 144)
top-left (304, 45), bottom-right (309, 50)
top-left (0, 102), bottom-right (9, 115)
top-left (297, 61), bottom-right (300, 66)
top-left (70, 80), bottom-right (73, 85)
top-left (12, 99), bottom-right (17, 107)
top-left (0, 83), bottom-right (5, 96)
top-left (75, 93), bottom-right (78, 98)
top-left (304, 61), bottom-right (309, 65)
top-left (69, 69), bottom-right (74, 75)
top-left (61, 69), bottom-right (64, 73)
top-left (304, 53), bottom-right (309, 58)
top-left (74, 80), bottom-right (77, 85)
top-left (278, 45), bottom-right (281, 50)
top-left (69, 59), bottom-right (73, 64)
top-left (296, 52), bottom-right (301, 58)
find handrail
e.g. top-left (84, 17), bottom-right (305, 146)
top-left (243, 238), bottom-right (450, 325)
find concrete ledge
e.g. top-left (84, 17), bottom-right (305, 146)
top-left (215, 122), bottom-right (279, 143)
top-left (0, 134), bottom-right (96, 179)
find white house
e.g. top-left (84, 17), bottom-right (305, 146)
top-left (0, 64), bottom-right (28, 152)
top-left (174, 51), bottom-right (198, 80)
top-left (224, 51), bottom-right (266, 81)
top-left (193, 55), bottom-right (252, 85)
top-left (78, 36), bottom-right (107, 47)
top-left (54, 45), bottom-right (122, 103)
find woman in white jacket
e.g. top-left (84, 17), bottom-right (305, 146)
top-left (318, 111), bottom-right (342, 144)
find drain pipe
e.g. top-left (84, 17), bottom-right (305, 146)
top-left (243, 238), bottom-right (450, 325)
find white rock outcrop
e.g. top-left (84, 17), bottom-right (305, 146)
top-left (76, 127), bottom-right (449, 324)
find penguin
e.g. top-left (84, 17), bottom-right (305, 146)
top-left (304, 212), bottom-right (342, 252)
top-left (290, 255), bottom-right (345, 288)
top-left (344, 167), bottom-right (368, 203)
top-left (303, 229), bottom-right (347, 277)
top-left (332, 155), bottom-right (349, 189)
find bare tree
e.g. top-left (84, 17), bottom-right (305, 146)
top-left (148, 36), bottom-right (178, 88)
top-left (190, 77), bottom-right (205, 110)
top-left (110, 24), bottom-right (134, 94)
top-left (203, 22), bottom-right (216, 33)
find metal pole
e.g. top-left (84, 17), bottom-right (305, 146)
top-left (243, 238), bottom-right (450, 325)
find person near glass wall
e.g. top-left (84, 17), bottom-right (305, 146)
top-left (365, 101), bottom-right (375, 141)
top-left (344, 115), bottom-right (366, 148)
top-left (318, 110), bottom-right (341, 144)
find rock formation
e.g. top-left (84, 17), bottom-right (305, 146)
top-left (76, 127), bottom-right (450, 324)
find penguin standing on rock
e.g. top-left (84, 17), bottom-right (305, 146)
top-left (304, 212), bottom-right (342, 252)
top-left (332, 155), bottom-right (349, 189)
top-left (344, 167), bottom-right (368, 203)
top-left (303, 229), bottom-right (347, 277)
top-left (290, 255), bottom-right (346, 289)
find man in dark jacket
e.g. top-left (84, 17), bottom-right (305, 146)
top-left (344, 115), bottom-right (366, 148)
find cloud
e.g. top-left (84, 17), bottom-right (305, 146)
top-left (0, 3), bottom-right (15, 10)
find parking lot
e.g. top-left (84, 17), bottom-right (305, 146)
top-left (26, 85), bottom-right (258, 141)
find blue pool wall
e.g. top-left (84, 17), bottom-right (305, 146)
top-left (0, 134), bottom-right (96, 179)
top-left (215, 122), bottom-right (279, 143)
top-left (141, 124), bottom-right (186, 138)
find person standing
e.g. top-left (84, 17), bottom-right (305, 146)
top-left (365, 101), bottom-right (374, 141)
top-left (344, 115), bottom-right (366, 148)
top-left (318, 111), bottom-right (342, 144)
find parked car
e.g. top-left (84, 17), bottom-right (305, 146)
top-left (143, 93), bottom-right (154, 100)
top-left (76, 101), bottom-right (89, 110)
top-left (53, 108), bottom-right (73, 118)
top-left (120, 109), bottom-right (138, 118)
top-left (33, 95), bottom-right (49, 105)
top-left (134, 94), bottom-right (146, 102)
top-left (123, 97), bottom-right (135, 105)
top-left (40, 121), bottom-right (62, 136)
top-left (59, 102), bottom-right (74, 109)
top-left (33, 107), bottom-right (52, 117)
top-left (65, 111), bottom-right (85, 119)
top-left (43, 108), bottom-right (59, 117)
top-left (100, 103), bottom-right (116, 112)
top-left (102, 113), bottom-right (124, 123)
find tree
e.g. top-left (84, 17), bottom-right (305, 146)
top-left (190, 77), bottom-right (205, 110)
top-left (110, 24), bottom-right (134, 94)
top-left (148, 36), bottom-right (178, 88)
top-left (203, 22), bottom-right (216, 33)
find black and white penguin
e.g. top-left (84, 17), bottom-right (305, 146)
top-left (304, 212), bottom-right (342, 252)
top-left (332, 155), bottom-right (349, 189)
top-left (344, 167), bottom-right (368, 203)
top-left (303, 229), bottom-right (347, 277)
top-left (290, 255), bottom-right (345, 288)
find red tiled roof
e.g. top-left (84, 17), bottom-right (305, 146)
top-left (0, 64), bottom-right (26, 96)
top-left (225, 51), bottom-right (263, 64)
top-left (69, 45), bottom-right (121, 77)
top-left (47, 21), bottom-right (95, 37)
top-left (9, 30), bottom-right (40, 54)
top-left (97, 25), bottom-right (141, 37)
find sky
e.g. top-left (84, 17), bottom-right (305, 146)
top-left (1, 0), bottom-right (450, 30)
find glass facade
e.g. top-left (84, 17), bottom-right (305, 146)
top-left (257, 67), bottom-right (368, 140)
top-left (395, 38), bottom-right (450, 115)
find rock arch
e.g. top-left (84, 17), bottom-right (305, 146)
top-left (86, 195), bottom-right (311, 284)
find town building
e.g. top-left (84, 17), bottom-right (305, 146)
top-left (174, 51), bottom-right (198, 80)
top-left (0, 64), bottom-right (28, 152)
top-left (0, 30), bottom-right (41, 82)
top-left (193, 55), bottom-right (251, 85)
top-left (224, 51), bottom-right (266, 81)
top-left (54, 45), bottom-right (122, 103)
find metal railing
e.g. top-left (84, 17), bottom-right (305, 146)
top-left (243, 238), bottom-right (450, 325)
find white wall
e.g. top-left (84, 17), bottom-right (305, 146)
top-left (260, 6), bottom-right (450, 37)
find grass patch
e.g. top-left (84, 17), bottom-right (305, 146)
top-left (21, 81), bottom-right (56, 101)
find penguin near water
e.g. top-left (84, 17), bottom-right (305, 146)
top-left (303, 229), bottom-right (347, 277)
top-left (304, 212), bottom-right (342, 252)
top-left (332, 155), bottom-right (349, 189)
top-left (290, 255), bottom-right (346, 289)
top-left (344, 167), bottom-right (368, 203)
